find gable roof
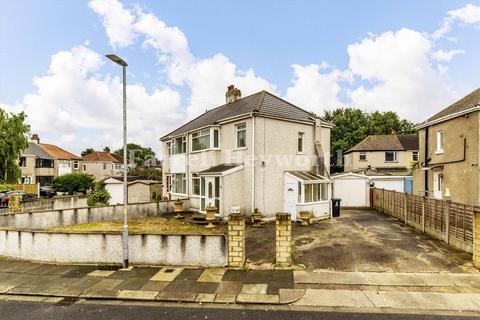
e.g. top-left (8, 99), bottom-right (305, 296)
top-left (425, 88), bottom-right (480, 124)
top-left (22, 142), bottom-right (55, 159)
top-left (38, 143), bottom-right (82, 160)
top-left (83, 151), bottom-right (123, 163)
top-left (346, 134), bottom-right (418, 153)
top-left (161, 91), bottom-right (327, 140)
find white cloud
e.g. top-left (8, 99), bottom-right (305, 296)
top-left (433, 3), bottom-right (480, 39)
top-left (89, 0), bottom-right (136, 48)
top-left (431, 49), bottom-right (465, 62)
top-left (2, 45), bottom-right (184, 155)
top-left (285, 64), bottom-right (351, 114)
top-left (347, 28), bottom-right (454, 121)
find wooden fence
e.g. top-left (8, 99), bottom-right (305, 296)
top-left (372, 188), bottom-right (475, 254)
top-left (5, 184), bottom-right (39, 196)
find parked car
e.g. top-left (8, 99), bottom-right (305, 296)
top-left (0, 190), bottom-right (37, 207)
top-left (0, 190), bottom-right (11, 207)
top-left (40, 186), bottom-right (56, 198)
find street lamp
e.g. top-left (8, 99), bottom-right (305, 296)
top-left (106, 54), bottom-right (129, 269)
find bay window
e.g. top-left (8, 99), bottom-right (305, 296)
top-left (172, 173), bottom-right (186, 194)
top-left (192, 129), bottom-right (211, 151)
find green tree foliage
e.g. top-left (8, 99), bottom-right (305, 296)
top-left (52, 173), bottom-right (94, 193)
top-left (114, 143), bottom-right (156, 167)
top-left (81, 148), bottom-right (95, 157)
top-left (128, 166), bottom-right (162, 181)
top-left (0, 108), bottom-right (30, 183)
top-left (323, 108), bottom-right (416, 172)
top-left (87, 181), bottom-right (111, 206)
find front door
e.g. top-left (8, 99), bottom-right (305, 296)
top-left (433, 172), bottom-right (443, 200)
top-left (200, 176), bottom-right (220, 214)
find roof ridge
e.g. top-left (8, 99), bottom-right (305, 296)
top-left (255, 90), bottom-right (266, 111)
top-left (427, 87), bottom-right (480, 122)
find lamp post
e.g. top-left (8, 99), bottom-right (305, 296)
top-left (106, 54), bottom-right (129, 269)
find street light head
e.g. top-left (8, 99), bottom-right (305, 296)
top-left (106, 54), bottom-right (128, 67)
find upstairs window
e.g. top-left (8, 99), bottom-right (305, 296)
top-left (298, 132), bottom-right (304, 153)
top-left (192, 129), bottom-right (211, 151)
top-left (412, 151), bottom-right (419, 161)
top-left (359, 152), bottom-right (367, 161)
top-left (166, 142), bottom-right (171, 157)
top-left (385, 151), bottom-right (398, 162)
top-left (236, 123), bottom-right (246, 148)
top-left (436, 131), bottom-right (444, 153)
top-left (73, 161), bottom-right (79, 169)
top-left (19, 157), bottom-right (26, 167)
top-left (213, 129), bottom-right (219, 148)
top-left (172, 136), bottom-right (186, 154)
top-left (103, 163), bottom-right (107, 170)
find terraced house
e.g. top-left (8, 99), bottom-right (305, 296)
top-left (161, 86), bottom-right (332, 220)
top-left (413, 88), bottom-right (480, 205)
top-left (19, 134), bottom-right (82, 186)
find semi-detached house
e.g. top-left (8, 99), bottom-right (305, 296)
top-left (161, 86), bottom-right (332, 220)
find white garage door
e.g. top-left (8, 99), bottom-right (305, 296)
top-left (333, 178), bottom-right (369, 207)
top-left (372, 179), bottom-right (404, 192)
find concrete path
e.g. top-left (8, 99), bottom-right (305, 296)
top-left (0, 258), bottom-right (479, 314)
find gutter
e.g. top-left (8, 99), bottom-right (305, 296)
top-left (417, 105), bottom-right (480, 129)
top-left (251, 113), bottom-right (256, 212)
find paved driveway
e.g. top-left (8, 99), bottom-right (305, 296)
top-left (246, 209), bottom-right (476, 273)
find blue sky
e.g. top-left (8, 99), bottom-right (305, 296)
top-left (1, 0), bottom-right (480, 155)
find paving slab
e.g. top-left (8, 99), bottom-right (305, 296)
top-left (294, 270), bottom-right (371, 285)
top-left (88, 270), bottom-right (116, 277)
top-left (155, 291), bottom-right (197, 302)
top-left (0, 285), bottom-right (15, 294)
top-left (278, 288), bottom-right (305, 304)
top-left (214, 293), bottom-right (237, 303)
top-left (293, 289), bottom-right (374, 307)
top-left (364, 272), bottom-right (427, 286)
top-left (116, 290), bottom-right (158, 300)
top-left (236, 293), bottom-right (279, 304)
top-left (114, 278), bottom-right (150, 291)
top-left (215, 281), bottom-right (243, 294)
top-left (80, 289), bottom-right (119, 299)
top-left (190, 281), bottom-right (219, 294)
top-left (240, 283), bottom-right (268, 295)
top-left (150, 268), bottom-right (183, 282)
top-left (197, 268), bottom-right (226, 283)
top-left (195, 293), bottom-right (216, 303)
top-left (140, 281), bottom-right (169, 292)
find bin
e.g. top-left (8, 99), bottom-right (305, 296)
top-left (331, 198), bottom-right (341, 217)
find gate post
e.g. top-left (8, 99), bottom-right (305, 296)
top-left (8, 195), bottom-right (22, 214)
top-left (275, 212), bottom-right (292, 268)
top-left (227, 213), bottom-right (245, 268)
top-left (474, 210), bottom-right (480, 269)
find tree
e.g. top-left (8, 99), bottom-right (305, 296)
top-left (81, 148), bottom-right (95, 157)
top-left (323, 108), bottom-right (416, 172)
top-left (114, 143), bottom-right (156, 167)
top-left (0, 108), bottom-right (30, 183)
top-left (52, 173), bottom-right (94, 194)
top-left (87, 181), bottom-right (111, 206)
top-left (103, 146), bottom-right (110, 152)
top-left (128, 166), bottom-right (162, 181)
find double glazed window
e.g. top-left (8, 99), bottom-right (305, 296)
top-left (172, 173), bottom-right (187, 194)
top-left (298, 132), bottom-right (304, 153)
top-left (413, 151), bottom-right (419, 161)
top-left (385, 151), bottom-right (398, 162)
top-left (172, 136), bottom-right (186, 154)
top-left (303, 183), bottom-right (328, 203)
top-left (359, 152), bottom-right (367, 161)
top-left (236, 123), bottom-right (246, 148)
top-left (192, 175), bottom-right (200, 195)
top-left (192, 129), bottom-right (211, 151)
top-left (436, 131), bottom-right (444, 153)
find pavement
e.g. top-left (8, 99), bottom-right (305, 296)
top-left (246, 209), bottom-right (475, 273)
top-left (1, 258), bottom-right (480, 315)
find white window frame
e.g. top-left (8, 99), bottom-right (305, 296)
top-left (359, 152), bottom-right (367, 161)
top-left (191, 174), bottom-right (200, 196)
top-left (297, 181), bottom-right (330, 204)
top-left (412, 151), bottom-right (419, 161)
top-left (172, 136), bottom-right (186, 154)
top-left (385, 151), bottom-right (398, 162)
top-left (172, 173), bottom-right (187, 195)
top-left (166, 142), bottom-right (171, 158)
top-left (73, 161), bottom-right (79, 169)
top-left (236, 123), bottom-right (246, 148)
top-left (192, 129), bottom-right (211, 152)
top-left (297, 132), bottom-right (304, 153)
top-left (103, 163), bottom-right (107, 170)
top-left (436, 131), bottom-right (444, 154)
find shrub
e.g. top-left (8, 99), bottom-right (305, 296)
top-left (87, 181), bottom-right (111, 207)
top-left (0, 184), bottom-right (7, 191)
top-left (53, 173), bottom-right (94, 193)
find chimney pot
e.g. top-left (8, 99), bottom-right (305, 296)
top-left (31, 134), bottom-right (40, 144)
top-left (225, 85), bottom-right (241, 104)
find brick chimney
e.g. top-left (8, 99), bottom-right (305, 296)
top-left (30, 133), bottom-right (40, 144)
top-left (225, 85), bottom-right (241, 104)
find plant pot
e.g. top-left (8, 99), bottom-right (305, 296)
top-left (205, 205), bottom-right (217, 228)
top-left (173, 200), bottom-right (184, 219)
top-left (299, 211), bottom-right (310, 226)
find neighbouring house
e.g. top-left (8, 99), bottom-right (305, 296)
top-left (143, 157), bottom-right (163, 170)
top-left (19, 134), bottom-right (83, 186)
top-left (413, 88), bottom-right (480, 204)
top-left (343, 134), bottom-right (419, 173)
top-left (103, 176), bottom-right (162, 204)
top-left (160, 85), bottom-right (332, 221)
top-left (82, 151), bottom-right (124, 180)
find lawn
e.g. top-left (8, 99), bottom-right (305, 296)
top-left (47, 216), bottom-right (226, 235)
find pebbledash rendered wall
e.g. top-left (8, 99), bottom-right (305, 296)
top-left (0, 200), bottom-right (228, 267)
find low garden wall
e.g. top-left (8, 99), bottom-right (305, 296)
top-left (0, 199), bottom-right (229, 267)
top-left (0, 230), bottom-right (226, 266)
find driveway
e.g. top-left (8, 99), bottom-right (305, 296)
top-left (246, 209), bottom-right (476, 273)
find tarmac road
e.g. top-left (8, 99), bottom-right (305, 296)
top-left (1, 299), bottom-right (478, 320)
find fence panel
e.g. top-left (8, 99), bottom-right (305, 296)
top-left (5, 184), bottom-right (39, 195)
top-left (372, 188), bottom-right (473, 253)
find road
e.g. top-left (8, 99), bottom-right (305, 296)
top-left (1, 299), bottom-right (478, 320)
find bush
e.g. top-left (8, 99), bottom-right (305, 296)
top-left (0, 184), bottom-right (7, 191)
top-left (87, 181), bottom-right (111, 207)
top-left (53, 173), bottom-right (94, 194)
